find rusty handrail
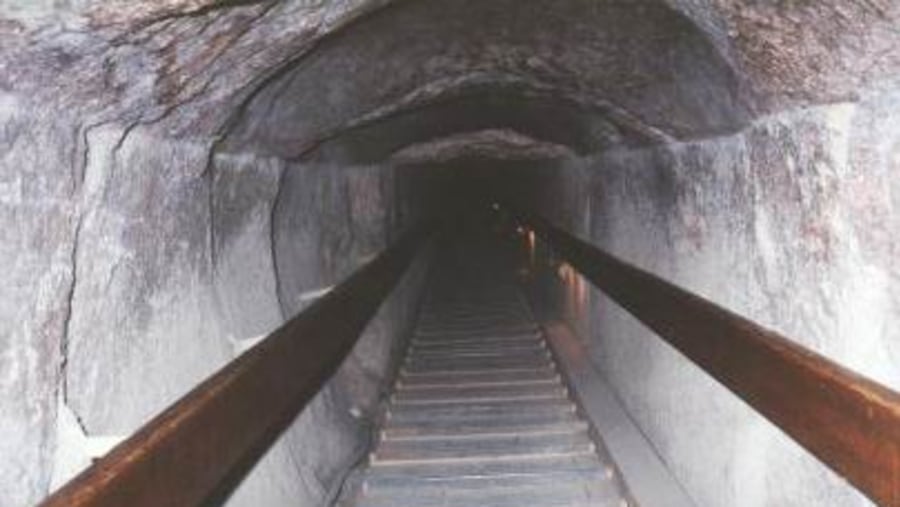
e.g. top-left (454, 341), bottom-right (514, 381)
top-left (520, 213), bottom-right (900, 506)
top-left (39, 226), bottom-right (433, 507)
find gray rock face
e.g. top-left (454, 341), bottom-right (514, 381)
top-left (540, 88), bottom-right (900, 506)
top-left (0, 0), bottom-right (893, 161)
top-left (390, 129), bottom-right (575, 165)
top-left (2, 0), bottom-right (900, 506)
top-left (0, 0), bottom-right (895, 144)
top-left (0, 98), bottom-right (77, 507)
top-left (0, 99), bottom-right (424, 505)
top-left (223, 0), bottom-right (746, 160)
top-left (66, 125), bottom-right (228, 436)
top-left (666, 1), bottom-right (900, 109)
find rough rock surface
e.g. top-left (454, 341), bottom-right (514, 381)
top-left (0, 98), bottom-right (425, 505)
top-left (390, 129), bottom-right (574, 165)
top-left (2, 0), bottom-right (900, 506)
top-left (0, 99), bottom-right (79, 507)
top-left (540, 88), bottom-right (900, 506)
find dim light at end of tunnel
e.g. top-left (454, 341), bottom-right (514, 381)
top-left (558, 262), bottom-right (589, 313)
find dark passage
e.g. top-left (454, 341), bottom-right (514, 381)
top-left (12, 2), bottom-right (900, 506)
top-left (339, 231), bottom-right (629, 506)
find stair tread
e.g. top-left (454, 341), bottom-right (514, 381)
top-left (387, 396), bottom-right (575, 422)
top-left (373, 429), bottom-right (593, 463)
top-left (402, 359), bottom-right (555, 373)
top-left (398, 369), bottom-right (559, 387)
top-left (417, 321), bottom-right (534, 332)
top-left (410, 339), bottom-right (544, 350)
top-left (404, 358), bottom-right (552, 374)
top-left (364, 469), bottom-right (615, 495)
top-left (407, 349), bottom-right (547, 362)
top-left (420, 306), bottom-right (525, 316)
top-left (363, 471), bottom-right (616, 493)
top-left (408, 346), bottom-right (548, 360)
top-left (382, 412), bottom-right (583, 437)
top-left (415, 327), bottom-right (540, 340)
top-left (383, 419), bottom-right (589, 440)
top-left (393, 382), bottom-right (566, 404)
top-left (419, 314), bottom-right (530, 323)
top-left (411, 335), bottom-right (543, 349)
top-left (363, 451), bottom-right (607, 480)
top-left (343, 261), bottom-right (626, 507)
top-left (355, 479), bottom-right (620, 507)
top-left (417, 320), bottom-right (530, 329)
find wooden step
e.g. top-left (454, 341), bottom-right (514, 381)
top-left (411, 333), bottom-right (543, 348)
top-left (344, 261), bottom-right (626, 507)
top-left (404, 351), bottom-right (552, 373)
top-left (415, 325), bottom-right (540, 340)
top-left (393, 382), bottom-right (567, 405)
top-left (372, 431), bottom-right (595, 463)
top-left (385, 398), bottom-right (577, 426)
top-left (356, 474), bottom-right (619, 507)
top-left (363, 450), bottom-right (606, 480)
top-left (382, 412), bottom-right (586, 440)
top-left (397, 368), bottom-right (560, 388)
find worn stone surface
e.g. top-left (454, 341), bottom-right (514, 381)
top-left (0, 97), bottom-right (422, 506)
top-left (221, 159), bottom-right (430, 507)
top-left (0, 97), bottom-right (78, 507)
top-left (390, 129), bottom-right (574, 166)
top-left (66, 125), bottom-right (229, 435)
top-left (0, 1), bottom-right (893, 163)
top-left (2, 0), bottom-right (900, 505)
top-left (223, 0), bottom-right (746, 160)
top-left (0, 1), bottom-right (895, 158)
top-left (0, 0), bottom-right (392, 139)
top-left (272, 162), bottom-right (397, 315)
top-left (227, 247), bottom-right (431, 506)
top-left (542, 89), bottom-right (900, 506)
top-left (665, 1), bottom-right (900, 109)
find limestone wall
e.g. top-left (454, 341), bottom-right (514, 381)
top-left (0, 100), bottom-right (425, 506)
top-left (543, 88), bottom-right (900, 506)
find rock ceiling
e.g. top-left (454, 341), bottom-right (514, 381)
top-left (0, 0), bottom-right (897, 162)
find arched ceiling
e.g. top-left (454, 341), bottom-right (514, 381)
top-left (389, 129), bottom-right (576, 165)
top-left (1, 0), bottom-right (897, 163)
top-left (221, 0), bottom-right (750, 161)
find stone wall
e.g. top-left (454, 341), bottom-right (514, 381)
top-left (0, 96), bottom-right (78, 507)
top-left (0, 98), bottom-right (425, 506)
top-left (3, 2), bottom-right (900, 506)
top-left (543, 87), bottom-right (900, 506)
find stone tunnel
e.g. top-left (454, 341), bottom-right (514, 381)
top-left (2, 1), bottom-right (899, 506)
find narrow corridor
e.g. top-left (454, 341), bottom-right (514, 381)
top-left (342, 232), bottom-right (627, 507)
top-left (6, 2), bottom-right (900, 506)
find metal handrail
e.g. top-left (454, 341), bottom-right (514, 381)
top-left (520, 213), bottom-right (900, 506)
top-left (39, 226), bottom-right (433, 507)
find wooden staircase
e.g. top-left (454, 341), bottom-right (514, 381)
top-left (341, 249), bottom-right (628, 507)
